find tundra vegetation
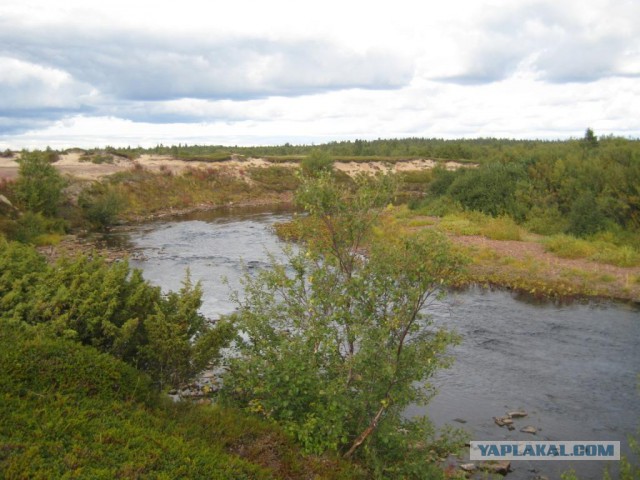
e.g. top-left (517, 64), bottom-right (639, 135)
top-left (0, 168), bottom-right (466, 478)
top-left (0, 241), bottom-right (363, 478)
top-left (1, 132), bottom-right (639, 477)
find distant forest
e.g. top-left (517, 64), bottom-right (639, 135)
top-left (64, 132), bottom-right (640, 164)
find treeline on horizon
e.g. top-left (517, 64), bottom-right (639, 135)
top-left (12, 132), bottom-right (640, 164)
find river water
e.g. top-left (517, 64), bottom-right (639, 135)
top-left (111, 206), bottom-right (639, 480)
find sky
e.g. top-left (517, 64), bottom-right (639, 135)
top-left (0, 0), bottom-right (639, 149)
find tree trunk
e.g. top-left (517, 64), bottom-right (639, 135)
top-left (343, 403), bottom-right (386, 458)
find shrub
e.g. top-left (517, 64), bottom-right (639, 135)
top-left (14, 151), bottom-right (66, 216)
top-left (301, 149), bottom-right (334, 176)
top-left (79, 184), bottom-right (126, 231)
top-left (223, 173), bottom-right (466, 477)
top-left (447, 162), bottom-right (527, 219)
top-left (0, 242), bottom-right (234, 390)
top-left (591, 244), bottom-right (640, 267)
top-left (8, 211), bottom-right (66, 244)
top-left (438, 213), bottom-right (482, 236)
top-left (248, 166), bottom-right (300, 192)
top-left (0, 323), bottom-right (154, 404)
top-left (567, 192), bottom-right (608, 237)
top-left (428, 167), bottom-right (458, 196)
top-left (525, 205), bottom-right (569, 235)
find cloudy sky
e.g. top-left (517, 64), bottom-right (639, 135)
top-left (1, 0), bottom-right (639, 149)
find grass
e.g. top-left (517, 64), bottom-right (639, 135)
top-left (454, 245), bottom-right (598, 299)
top-left (544, 234), bottom-right (640, 267)
top-left (435, 212), bottom-right (523, 240)
top-left (389, 206), bottom-right (640, 300)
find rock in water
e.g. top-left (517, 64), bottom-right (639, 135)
top-left (508, 410), bottom-right (528, 418)
top-left (494, 416), bottom-right (513, 427)
top-left (520, 425), bottom-right (537, 434)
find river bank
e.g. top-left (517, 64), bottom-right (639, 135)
top-left (12, 152), bottom-right (633, 303)
top-left (37, 199), bottom-right (640, 304)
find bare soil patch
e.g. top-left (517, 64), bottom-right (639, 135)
top-left (0, 153), bottom-right (469, 181)
top-left (452, 235), bottom-right (640, 301)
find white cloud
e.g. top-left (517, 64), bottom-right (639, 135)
top-left (0, 57), bottom-right (93, 111)
top-left (0, 0), bottom-right (638, 146)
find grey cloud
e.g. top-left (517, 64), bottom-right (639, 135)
top-left (0, 115), bottom-right (55, 136)
top-left (436, 46), bottom-right (526, 85)
top-left (535, 36), bottom-right (639, 83)
top-left (0, 57), bottom-right (97, 134)
top-left (0, 23), bottom-right (414, 102)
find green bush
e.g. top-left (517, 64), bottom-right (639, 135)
top-left (0, 323), bottom-right (154, 404)
top-left (0, 241), bottom-right (233, 390)
top-left (248, 166), bottom-right (300, 192)
top-left (428, 167), bottom-right (458, 196)
top-left (524, 205), bottom-right (569, 235)
top-left (223, 173), bottom-right (466, 477)
top-left (79, 184), bottom-right (126, 230)
top-left (438, 213), bottom-right (482, 236)
top-left (447, 162), bottom-right (527, 219)
top-left (544, 234), bottom-right (640, 267)
top-left (301, 149), bottom-right (334, 176)
top-left (8, 211), bottom-right (66, 244)
top-left (0, 322), bottom-right (363, 479)
top-left (567, 192), bottom-right (608, 237)
top-left (14, 151), bottom-right (66, 216)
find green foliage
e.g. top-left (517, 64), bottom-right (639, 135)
top-left (447, 162), bottom-right (528, 219)
top-left (482, 215), bottom-right (523, 240)
top-left (0, 322), bottom-right (154, 404)
top-left (78, 183), bottom-right (126, 230)
top-left (139, 275), bottom-right (235, 390)
top-left (567, 191), bottom-right (608, 236)
top-left (138, 136), bottom-right (622, 165)
top-left (0, 326), bottom-right (361, 479)
top-left (223, 173), bottom-right (465, 477)
top-left (248, 166), bottom-right (301, 192)
top-left (435, 212), bottom-right (522, 240)
top-left (0, 241), bottom-right (233, 390)
top-left (14, 151), bottom-right (66, 216)
top-left (438, 213), bottom-right (482, 236)
top-left (428, 167), bottom-right (458, 196)
top-left (406, 135), bottom-right (640, 244)
top-left (524, 205), bottom-right (568, 235)
top-left (301, 149), bottom-right (335, 176)
top-left (3, 211), bottom-right (66, 244)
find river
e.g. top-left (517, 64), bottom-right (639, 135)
top-left (109, 206), bottom-right (639, 480)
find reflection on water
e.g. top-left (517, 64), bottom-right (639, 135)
top-left (112, 206), bottom-right (639, 480)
